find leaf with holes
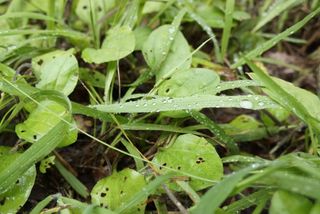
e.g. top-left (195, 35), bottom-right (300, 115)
top-left (82, 26), bottom-right (135, 64)
top-left (75, 0), bottom-right (115, 24)
top-left (32, 49), bottom-right (79, 96)
top-left (270, 190), bottom-right (312, 214)
top-left (91, 168), bottom-right (147, 214)
top-left (0, 146), bottom-right (36, 214)
top-left (15, 99), bottom-right (77, 147)
top-left (152, 134), bottom-right (223, 191)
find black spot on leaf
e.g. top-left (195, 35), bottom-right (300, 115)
top-left (0, 198), bottom-right (6, 206)
top-left (33, 135), bottom-right (37, 140)
top-left (100, 192), bottom-right (106, 197)
top-left (83, 5), bottom-right (88, 9)
top-left (37, 59), bottom-right (43, 65)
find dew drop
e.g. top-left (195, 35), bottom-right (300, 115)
top-left (258, 102), bottom-right (264, 107)
top-left (239, 100), bottom-right (253, 109)
top-left (168, 27), bottom-right (175, 34)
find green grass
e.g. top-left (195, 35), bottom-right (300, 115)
top-left (0, 0), bottom-right (320, 213)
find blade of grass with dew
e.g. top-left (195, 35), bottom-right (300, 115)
top-left (71, 102), bottom-right (127, 123)
top-left (55, 159), bottom-right (89, 198)
top-left (184, 7), bottom-right (222, 62)
top-left (0, 29), bottom-right (89, 43)
top-left (231, 6), bottom-right (320, 68)
top-left (262, 171), bottom-right (320, 200)
top-left (216, 80), bottom-right (261, 93)
top-left (258, 32), bottom-right (307, 44)
top-left (224, 189), bottom-right (273, 214)
top-left (92, 95), bottom-right (279, 113)
top-left (253, 0), bottom-right (304, 32)
top-left (0, 12), bottom-right (62, 23)
top-left (119, 123), bottom-right (204, 135)
top-left (116, 173), bottom-right (175, 213)
top-left (2, 72), bottom-right (222, 185)
top-left (221, 0), bottom-right (235, 59)
top-left (121, 138), bottom-right (144, 170)
top-left (0, 121), bottom-right (66, 193)
top-left (191, 164), bottom-right (267, 214)
top-left (246, 59), bottom-right (320, 132)
top-left (188, 110), bottom-right (239, 154)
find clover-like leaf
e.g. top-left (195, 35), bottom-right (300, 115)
top-left (0, 146), bottom-right (36, 214)
top-left (270, 190), bottom-right (313, 214)
top-left (91, 168), bottom-right (147, 214)
top-left (32, 49), bottom-right (79, 96)
top-left (15, 99), bottom-right (77, 148)
top-left (82, 26), bottom-right (135, 64)
top-left (142, 25), bottom-right (191, 81)
top-left (152, 134), bottom-right (223, 191)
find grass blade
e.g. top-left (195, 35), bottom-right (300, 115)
top-left (231, 6), bottom-right (320, 68)
top-left (246, 59), bottom-right (320, 132)
top-left (92, 95), bottom-right (278, 113)
top-left (221, 0), bottom-right (235, 58)
top-left (188, 110), bottom-right (239, 154)
top-left (55, 160), bottom-right (89, 198)
top-left (253, 0), bottom-right (304, 32)
top-left (191, 164), bottom-right (265, 214)
top-left (0, 121), bottom-right (66, 193)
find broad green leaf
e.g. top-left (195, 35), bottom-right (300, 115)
top-left (261, 107), bottom-right (290, 126)
top-left (79, 68), bottom-right (106, 88)
top-left (270, 190), bottom-right (312, 214)
top-left (32, 49), bottom-right (79, 96)
top-left (117, 174), bottom-right (174, 213)
top-left (0, 146), bottom-right (36, 214)
top-left (75, 0), bottom-right (115, 24)
top-left (133, 26), bottom-right (151, 51)
top-left (223, 115), bottom-right (261, 135)
top-left (158, 68), bottom-right (220, 97)
top-left (82, 26), bottom-right (135, 64)
top-left (15, 99), bottom-right (77, 147)
top-left (142, 2), bottom-right (164, 14)
top-left (158, 68), bottom-right (220, 118)
top-left (194, 5), bottom-right (224, 28)
top-left (92, 95), bottom-right (279, 113)
top-left (310, 203), bottom-right (320, 214)
top-left (91, 168), bottom-right (147, 214)
top-left (248, 63), bottom-right (320, 131)
top-left (152, 134), bottom-right (223, 191)
top-left (142, 25), bottom-right (191, 81)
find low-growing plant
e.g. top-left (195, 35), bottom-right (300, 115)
top-left (0, 0), bottom-right (320, 213)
